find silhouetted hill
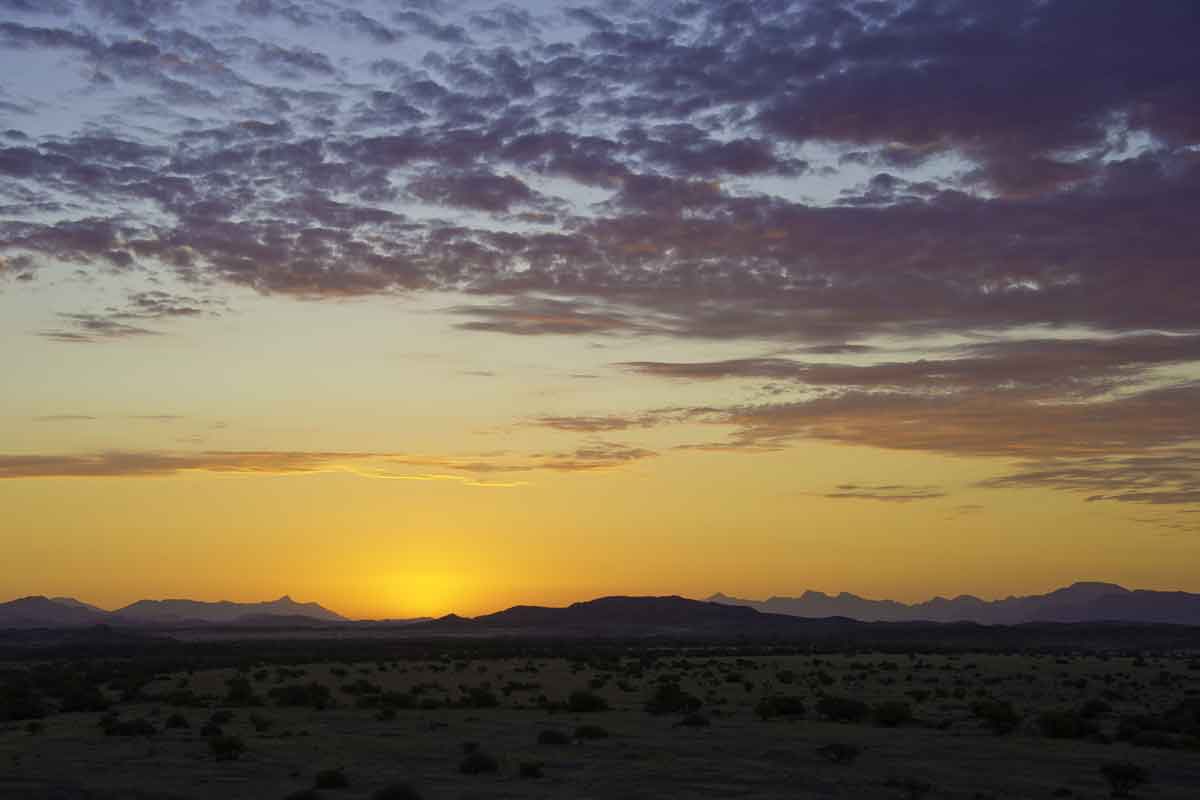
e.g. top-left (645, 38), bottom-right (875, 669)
top-left (709, 581), bottom-right (1200, 624)
top-left (0, 596), bottom-right (110, 628)
top-left (112, 595), bottom-right (347, 624)
top-left (414, 595), bottom-right (854, 637)
top-left (0, 595), bottom-right (348, 629)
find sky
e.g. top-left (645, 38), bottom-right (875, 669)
top-left (1, 0), bottom-right (1199, 619)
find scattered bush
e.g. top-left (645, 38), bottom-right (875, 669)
top-left (314, 767), bottom-right (349, 789)
top-left (270, 683), bottom-right (333, 710)
top-left (567, 689), bottom-right (609, 712)
top-left (1038, 709), bottom-right (1098, 739)
top-left (209, 734), bottom-right (246, 761)
top-left (459, 750), bottom-right (499, 774)
top-left (537, 729), bottom-right (571, 745)
top-left (575, 724), bottom-right (609, 739)
top-left (372, 784), bottom-right (423, 800)
top-left (518, 761), bottom-right (544, 779)
top-left (210, 709), bottom-right (235, 725)
top-left (756, 695), bottom-right (806, 720)
top-left (645, 683), bottom-right (701, 715)
top-left (104, 717), bottom-right (157, 737)
top-left (164, 712), bottom-right (189, 729)
top-left (971, 699), bottom-right (1021, 734)
top-left (816, 695), bottom-right (870, 723)
top-left (873, 701), bottom-right (913, 727)
top-left (816, 742), bottom-right (861, 764)
top-left (675, 712), bottom-right (710, 728)
top-left (1100, 761), bottom-right (1149, 798)
top-left (226, 676), bottom-right (260, 706)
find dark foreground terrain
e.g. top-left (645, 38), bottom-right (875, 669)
top-left (2, 622), bottom-right (1200, 799)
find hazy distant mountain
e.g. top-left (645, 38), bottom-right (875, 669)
top-left (0, 596), bottom-right (110, 628)
top-left (708, 582), bottom-right (1200, 625)
top-left (50, 597), bottom-right (108, 614)
top-left (113, 595), bottom-right (347, 624)
top-left (0, 594), bottom-right (348, 629)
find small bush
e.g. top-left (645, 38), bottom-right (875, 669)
top-left (567, 690), bottom-right (608, 713)
top-left (816, 742), bottom-right (861, 764)
top-left (269, 682), bottom-right (333, 710)
top-left (884, 776), bottom-right (934, 800)
top-left (459, 750), bottom-right (499, 775)
top-left (537, 729), bottom-right (571, 745)
top-left (164, 712), bottom-right (189, 729)
top-left (645, 683), bottom-right (701, 715)
top-left (372, 784), bottom-right (423, 800)
top-left (209, 709), bottom-right (235, 725)
top-left (873, 701), bottom-right (913, 727)
top-left (518, 761), bottom-right (544, 779)
top-left (1038, 709), bottom-right (1097, 739)
top-left (106, 718), bottom-right (157, 737)
top-left (756, 695), bottom-right (806, 720)
top-left (817, 695), bottom-right (870, 723)
top-left (1100, 761), bottom-right (1149, 798)
top-left (461, 687), bottom-right (499, 709)
top-left (675, 712), bottom-right (710, 728)
top-left (314, 767), bottom-right (349, 789)
top-left (209, 734), bottom-right (246, 761)
top-left (575, 724), bottom-right (609, 739)
top-left (282, 791), bottom-right (322, 800)
top-left (971, 699), bottom-right (1021, 734)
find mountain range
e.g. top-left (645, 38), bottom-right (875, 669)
top-left (3, 582), bottom-right (1199, 631)
top-left (0, 595), bottom-right (347, 629)
top-left (708, 581), bottom-right (1200, 625)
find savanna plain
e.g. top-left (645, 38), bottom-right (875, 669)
top-left (3, 640), bottom-right (1200, 800)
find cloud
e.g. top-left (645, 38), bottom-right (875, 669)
top-left (37, 313), bottom-right (160, 343)
top-left (819, 483), bottom-right (946, 503)
top-left (979, 450), bottom-right (1200, 507)
top-left (0, 444), bottom-right (657, 481)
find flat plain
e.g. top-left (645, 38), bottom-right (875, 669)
top-left (3, 645), bottom-right (1200, 799)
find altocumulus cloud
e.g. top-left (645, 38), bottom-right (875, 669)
top-left (1, 0), bottom-right (1199, 517)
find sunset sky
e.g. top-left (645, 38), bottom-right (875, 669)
top-left (2, 0), bottom-right (1199, 619)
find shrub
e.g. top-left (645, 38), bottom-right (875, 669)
top-left (645, 683), bottom-right (701, 715)
top-left (459, 750), bottom-right (499, 774)
top-left (971, 699), bottom-right (1021, 734)
top-left (210, 709), bottom-right (235, 725)
top-left (816, 742), bottom-right (860, 764)
top-left (1131, 730), bottom-right (1176, 749)
top-left (518, 761), bottom-right (544, 779)
top-left (675, 712), bottom-right (710, 728)
top-left (282, 791), bottom-right (322, 800)
top-left (164, 712), bottom-right (190, 729)
top-left (106, 718), bottom-right (157, 737)
top-left (372, 784), bottom-right (423, 800)
top-left (1099, 761), bottom-right (1149, 798)
top-left (209, 734), bottom-right (246, 761)
top-left (567, 690), bottom-right (608, 713)
top-left (270, 683), bottom-right (333, 710)
top-left (1038, 710), bottom-right (1097, 739)
top-left (226, 676), bottom-right (260, 706)
top-left (537, 729), bottom-right (571, 745)
top-left (884, 776), bottom-right (934, 800)
top-left (314, 767), bottom-right (349, 789)
top-left (575, 724), bottom-right (609, 740)
top-left (461, 687), bottom-right (499, 709)
top-left (816, 695), bottom-right (870, 723)
top-left (756, 695), bottom-right (806, 720)
top-left (873, 701), bottom-right (913, 727)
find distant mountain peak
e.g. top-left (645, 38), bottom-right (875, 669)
top-left (708, 582), bottom-right (1196, 625)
